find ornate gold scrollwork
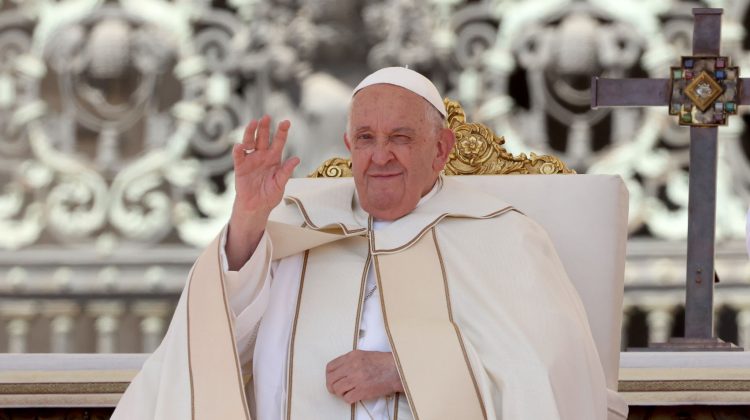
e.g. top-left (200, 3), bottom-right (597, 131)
top-left (308, 157), bottom-right (353, 178)
top-left (309, 98), bottom-right (574, 177)
top-left (443, 99), bottom-right (575, 175)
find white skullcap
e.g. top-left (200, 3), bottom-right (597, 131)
top-left (352, 67), bottom-right (446, 117)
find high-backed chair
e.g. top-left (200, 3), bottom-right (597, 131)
top-left (302, 99), bottom-right (629, 419)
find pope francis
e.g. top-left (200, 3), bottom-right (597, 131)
top-left (112, 68), bottom-right (608, 419)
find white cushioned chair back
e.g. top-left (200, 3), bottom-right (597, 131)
top-left (454, 175), bottom-right (628, 391)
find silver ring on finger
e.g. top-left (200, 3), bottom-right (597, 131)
top-left (243, 148), bottom-right (256, 156)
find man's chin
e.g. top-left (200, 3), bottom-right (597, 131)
top-left (363, 195), bottom-right (399, 210)
top-left (361, 193), bottom-right (417, 221)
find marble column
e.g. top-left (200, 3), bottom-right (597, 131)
top-left (646, 305), bottom-right (676, 345)
top-left (620, 305), bottom-right (632, 350)
top-left (736, 308), bottom-right (750, 351)
top-left (132, 301), bottom-right (171, 352)
top-left (87, 302), bottom-right (124, 353)
top-left (1, 302), bottom-right (36, 353)
top-left (43, 301), bottom-right (80, 353)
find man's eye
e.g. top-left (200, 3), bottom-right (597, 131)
top-left (391, 135), bottom-right (411, 144)
top-left (356, 134), bottom-right (373, 141)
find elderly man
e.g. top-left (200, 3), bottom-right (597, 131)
top-left (113, 68), bottom-right (607, 419)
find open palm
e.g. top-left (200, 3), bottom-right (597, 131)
top-left (232, 116), bottom-right (300, 217)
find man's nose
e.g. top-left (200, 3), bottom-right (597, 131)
top-left (371, 141), bottom-right (393, 165)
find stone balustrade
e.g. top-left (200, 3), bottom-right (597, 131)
top-left (0, 239), bottom-right (748, 353)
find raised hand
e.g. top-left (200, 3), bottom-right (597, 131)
top-left (226, 116), bottom-right (300, 270)
top-left (232, 116), bottom-right (300, 216)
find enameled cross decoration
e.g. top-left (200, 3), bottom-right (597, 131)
top-left (591, 8), bottom-right (749, 350)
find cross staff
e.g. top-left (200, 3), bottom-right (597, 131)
top-left (591, 8), bottom-right (749, 350)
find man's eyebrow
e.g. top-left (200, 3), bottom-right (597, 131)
top-left (392, 127), bottom-right (416, 134)
top-left (352, 126), bottom-right (416, 134)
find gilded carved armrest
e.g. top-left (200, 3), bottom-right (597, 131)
top-left (309, 98), bottom-right (574, 178)
top-left (309, 157), bottom-right (353, 178)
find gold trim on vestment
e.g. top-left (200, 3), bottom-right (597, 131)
top-left (374, 228), bottom-right (486, 420)
top-left (373, 255), bottom-right (417, 418)
top-left (368, 207), bottom-right (516, 255)
top-left (352, 254), bottom-right (371, 420)
top-left (267, 221), bottom-right (358, 261)
top-left (371, 213), bottom-right (417, 417)
top-left (285, 195), bottom-right (367, 236)
top-left (432, 228), bottom-right (487, 419)
top-left (284, 180), bottom-right (517, 256)
top-left (286, 237), bottom-right (369, 419)
top-left (267, 202), bottom-right (514, 419)
top-left (187, 234), bottom-right (250, 420)
top-left (187, 275), bottom-right (196, 420)
top-left (216, 239), bottom-right (253, 420)
top-left (286, 250), bottom-right (310, 420)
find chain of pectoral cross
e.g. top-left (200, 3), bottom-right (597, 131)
top-left (592, 8), bottom-right (749, 350)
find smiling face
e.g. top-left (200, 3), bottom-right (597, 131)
top-left (344, 84), bottom-right (455, 221)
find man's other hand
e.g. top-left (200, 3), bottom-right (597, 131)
top-left (325, 350), bottom-right (404, 404)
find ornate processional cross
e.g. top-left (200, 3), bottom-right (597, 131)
top-left (591, 8), bottom-right (749, 350)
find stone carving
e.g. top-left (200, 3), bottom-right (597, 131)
top-left (0, 0), bottom-right (367, 251)
top-left (0, 0), bottom-right (749, 353)
top-left (2, 0), bottom-right (747, 251)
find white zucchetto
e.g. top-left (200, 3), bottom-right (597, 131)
top-left (352, 67), bottom-right (446, 117)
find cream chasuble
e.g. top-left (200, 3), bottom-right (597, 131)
top-left (112, 176), bottom-right (608, 420)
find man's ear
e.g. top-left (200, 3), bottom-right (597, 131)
top-left (343, 133), bottom-right (352, 152)
top-left (434, 128), bottom-right (455, 169)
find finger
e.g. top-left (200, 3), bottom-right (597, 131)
top-left (343, 388), bottom-right (363, 404)
top-left (242, 120), bottom-right (258, 147)
top-left (233, 142), bottom-right (263, 171)
top-left (270, 120), bottom-right (291, 153)
top-left (331, 376), bottom-right (356, 397)
top-left (326, 368), bottom-right (348, 393)
top-left (256, 115), bottom-right (271, 150)
top-left (273, 156), bottom-right (300, 190)
top-left (232, 143), bottom-right (242, 159)
top-left (232, 143), bottom-right (248, 169)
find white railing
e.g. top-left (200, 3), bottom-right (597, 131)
top-left (1, 240), bottom-right (749, 353)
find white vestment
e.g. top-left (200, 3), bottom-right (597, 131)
top-left (113, 176), bottom-right (608, 420)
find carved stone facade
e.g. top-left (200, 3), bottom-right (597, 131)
top-left (0, 0), bottom-right (749, 352)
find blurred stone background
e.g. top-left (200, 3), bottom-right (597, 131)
top-left (0, 0), bottom-right (749, 353)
